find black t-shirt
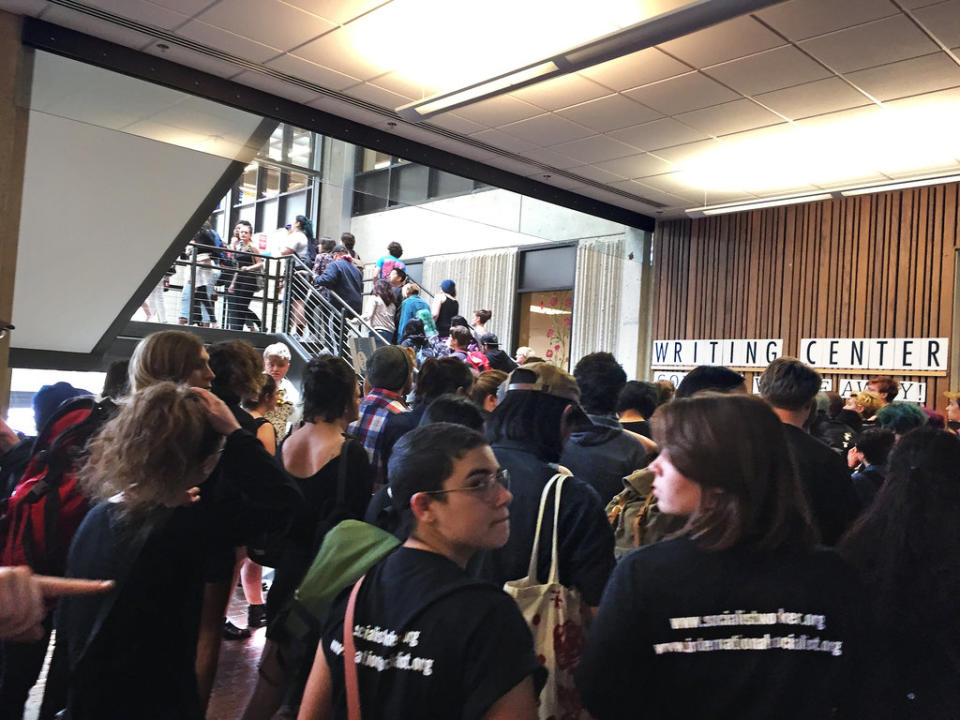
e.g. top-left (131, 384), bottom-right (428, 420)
top-left (478, 441), bottom-right (615, 606)
top-left (577, 537), bottom-right (891, 720)
top-left (782, 424), bottom-right (861, 545)
top-left (322, 547), bottom-right (544, 720)
top-left (621, 419), bottom-right (652, 437)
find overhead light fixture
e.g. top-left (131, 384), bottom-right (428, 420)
top-left (686, 193), bottom-right (834, 216)
top-left (840, 173), bottom-right (960, 196)
top-left (396, 0), bottom-right (787, 121)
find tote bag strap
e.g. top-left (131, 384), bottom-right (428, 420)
top-left (524, 473), bottom-right (565, 582)
top-left (344, 574), bottom-right (366, 720)
top-left (547, 474), bottom-right (566, 585)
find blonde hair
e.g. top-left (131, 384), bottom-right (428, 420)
top-left (80, 382), bottom-right (221, 516)
top-left (402, 283), bottom-right (420, 298)
top-left (129, 331), bottom-right (206, 393)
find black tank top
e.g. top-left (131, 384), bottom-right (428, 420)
top-left (436, 297), bottom-right (459, 336)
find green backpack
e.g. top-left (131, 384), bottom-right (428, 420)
top-left (605, 468), bottom-right (682, 559)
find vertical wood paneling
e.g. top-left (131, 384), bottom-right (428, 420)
top-left (652, 182), bottom-right (960, 408)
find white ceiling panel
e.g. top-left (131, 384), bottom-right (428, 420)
top-left (913, 0), bottom-right (960, 48)
top-left (145, 0), bottom-right (219, 14)
top-left (594, 153), bottom-right (676, 179)
top-left (425, 113), bottom-right (489, 135)
top-left (509, 74), bottom-right (609, 111)
top-left (703, 46), bottom-right (833, 96)
top-left (756, 0), bottom-right (900, 41)
top-left (846, 52), bottom-right (960, 101)
top-left (630, 173), bottom-right (705, 202)
top-left (195, 0), bottom-right (336, 52)
top-left (900, 0), bottom-right (950, 7)
top-left (549, 135), bottom-right (643, 164)
top-left (343, 82), bottom-right (414, 108)
top-left (656, 15), bottom-right (784, 67)
top-left (609, 117), bottom-right (710, 151)
top-left (649, 138), bottom-right (724, 165)
top-left (230, 69), bottom-right (318, 104)
top-left (566, 164), bottom-right (626, 184)
top-left (74, 0), bottom-right (191, 30)
top-left (266, 53), bottom-right (360, 91)
top-left (799, 15), bottom-right (940, 73)
top-left (556, 94), bottom-right (662, 133)
top-left (366, 72), bottom-right (439, 101)
top-left (880, 162), bottom-right (960, 179)
top-left (674, 99), bottom-right (785, 137)
top-left (755, 77), bottom-right (874, 120)
top-left (177, 20), bottom-right (283, 63)
top-left (280, 0), bottom-right (387, 25)
top-left (514, 146), bottom-right (583, 170)
top-left (500, 114), bottom-right (594, 146)
top-left (449, 96), bottom-right (543, 127)
top-left (293, 27), bottom-right (390, 81)
top-left (142, 42), bottom-right (244, 79)
top-left (613, 182), bottom-right (691, 207)
top-left (624, 72), bottom-right (740, 115)
top-left (41, 5), bottom-right (156, 50)
top-left (577, 47), bottom-right (690, 92)
top-left (469, 129), bottom-right (538, 155)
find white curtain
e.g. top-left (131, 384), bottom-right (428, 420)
top-left (570, 236), bottom-right (624, 367)
top-left (422, 247), bottom-right (518, 341)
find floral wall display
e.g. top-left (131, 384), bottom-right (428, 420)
top-left (518, 290), bottom-right (573, 369)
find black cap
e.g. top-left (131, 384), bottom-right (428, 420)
top-left (480, 333), bottom-right (499, 347)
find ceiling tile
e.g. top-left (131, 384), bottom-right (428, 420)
top-left (609, 117), bottom-right (710, 151)
top-left (566, 165), bottom-right (627, 184)
top-left (514, 146), bottom-right (583, 170)
top-left (143, 42), bottom-right (243, 79)
top-left (750, 184), bottom-right (824, 197)
top-left (509, 74), bottom-right (610, 111)
top-left (630, 173), bottom-right (705, 202)
top-left (265, 53), bottom-right (360, 91)
top-left (624, 72), bottom-right (739, 115)
top-left (704, 46), bottom-right (833, 97)
top-left (577, 47), bottom-right (690, 92)
top-left (76, 0), bottom-right (191, 29)
top-left (280, 0), bottom-right (387, 25)
top-left (556, 94), bottom-right (662, 133)
top-left (594, 153), bottom-right (676, 178)
top-left (449, 95), bottom-right (546, 127)
top-left (799, 15), bottom-right (939, 73)
top-left (914, 0), bottom-right (960, 48)
top-left (846, 52), bottom-right (960, 101)
top-left (1, 0), bottom-right (48, 14)
top-left (674, 99), bottom-right (785, 137)
top-left (342, 82), bottom-right (414, 108)
top-left (425, 113), bottom-right (488, 136)
top-left (177, 20), bottom-right (283, 63)
top-left (231, 69), bottom-right (318, 104)
top-left (42, 6), bottom-right (156, 49)
top-left (468, 129), bottom-right (538, 154)
top-left (648, 139), bottom-right (724, 166)
top-left (607, 181), bottom-right (689, 208)
top-left (196, 0), bottom-right (336, 51)
top-left (146, 0), bottom-right (218, 14)
top-left (366, 72), bottom-right (439, 101)
top-left (900, 0), bottom-right (949, 7)
top-left (548, 135), bottom-right (642, 164)
top-left (756, 0), bottom-right (899, 41)
top-left (500, 114), bottom-right (594, 146)
top-left (880, 160), bottom-right (960, 178)
top-left (657, 15), bottom-right (784, 67)
top-left (755, 77), bottom-right (873, 120)
top-left (812, 172), bottom-right (890, 189)
top-left (293, 27), bottom-right (389, 81)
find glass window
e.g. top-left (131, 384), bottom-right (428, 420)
top-left (361, 148), bottom-right (393, 172)
top-left (262, 166), bottom-right (281, 199)
top-left (517, 290), bottom-right (573, 370)
top-left (238, 164), bottom-right (258, 204)
top-left (267, 126), bottom-right (283, 161)
top-left (286, 126), bottom-right (314, 167)
top-left (284, 190), bottom-right (308, 223)
top-left (260, 197), bottom-right (278, 233)
top-left (285, 170), bottom-right (308, 193)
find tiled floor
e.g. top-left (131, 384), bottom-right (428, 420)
top-left (25, 586), bottom-right (267, 720)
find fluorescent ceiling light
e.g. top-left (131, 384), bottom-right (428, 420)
top-left (840, 174), bottom-right (960, 196)
top-left (688, 193), bottom-right (833, 216)
top-left (395, 0), bottom-right (785, 121)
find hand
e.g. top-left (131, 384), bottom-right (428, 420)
top-left (0, 566), bottom-right (114, 641)
top-left (0, 417), bottom-right (20, 453)
top-left (191, 388), bottom-right (241, 435)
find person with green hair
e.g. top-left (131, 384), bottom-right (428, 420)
top-left (874, 401), bottom-right (928, 438)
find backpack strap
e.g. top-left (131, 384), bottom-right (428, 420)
top-left (344, 574), bottom-right (365, 720)
top-left (631, 490), bottom-right (657, 547)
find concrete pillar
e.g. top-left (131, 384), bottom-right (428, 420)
top-left (0, 10), bottom-right (29, 416)
top-left (616, 227), bottom-right (654, 381)
top-left (317, 137), bottom-right (356, 242)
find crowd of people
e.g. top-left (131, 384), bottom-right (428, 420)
top-left (2, 247), bottom-right (959, 719)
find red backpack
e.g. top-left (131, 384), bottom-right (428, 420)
top-left (465, 350), bottom-right (490, 373)
top-left (0, 397), bottom-right (112, 578)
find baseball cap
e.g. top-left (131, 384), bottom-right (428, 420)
top-left (366, 345), bottom-right (410, 392)
top-left (480, 333), bottom-right (499, 347)
top-left (506, 362), bottom-right (580, 403)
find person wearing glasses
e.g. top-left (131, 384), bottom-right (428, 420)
top-left (298, 422), bottom-right (544, 720)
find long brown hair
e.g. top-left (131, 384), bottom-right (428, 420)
top-left (652, 393), bottom-right (816, 552)
top-left (129, 330), bottom-right (206, 392)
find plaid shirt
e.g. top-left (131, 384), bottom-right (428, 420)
top-left (348, 388), bottom-right (408, 483)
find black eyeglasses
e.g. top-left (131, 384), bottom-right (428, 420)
top-left (419, 468), bottom-right (510, 504)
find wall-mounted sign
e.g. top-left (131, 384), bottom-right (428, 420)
top-left (652, 339), bottom-right (783, 368)
top-left (752, 376), bottom-right (833, 395)
top-left (653, 370), bottom-right (688, 387)
top-left (838, 378), bottom-right (926, 403)
top-left (799, 338), bottom-right (948, 372)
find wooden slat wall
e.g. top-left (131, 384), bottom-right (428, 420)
top-left (653, 182), bottom-right (960, 409)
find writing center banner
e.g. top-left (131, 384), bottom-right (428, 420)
top-left (799, 338), bottom-right (948, 372)
top-left (652, 339), bottom-right (783, 368)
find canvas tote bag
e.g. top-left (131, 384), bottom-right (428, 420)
top-left (504, 473), bottom-right (592, 720)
